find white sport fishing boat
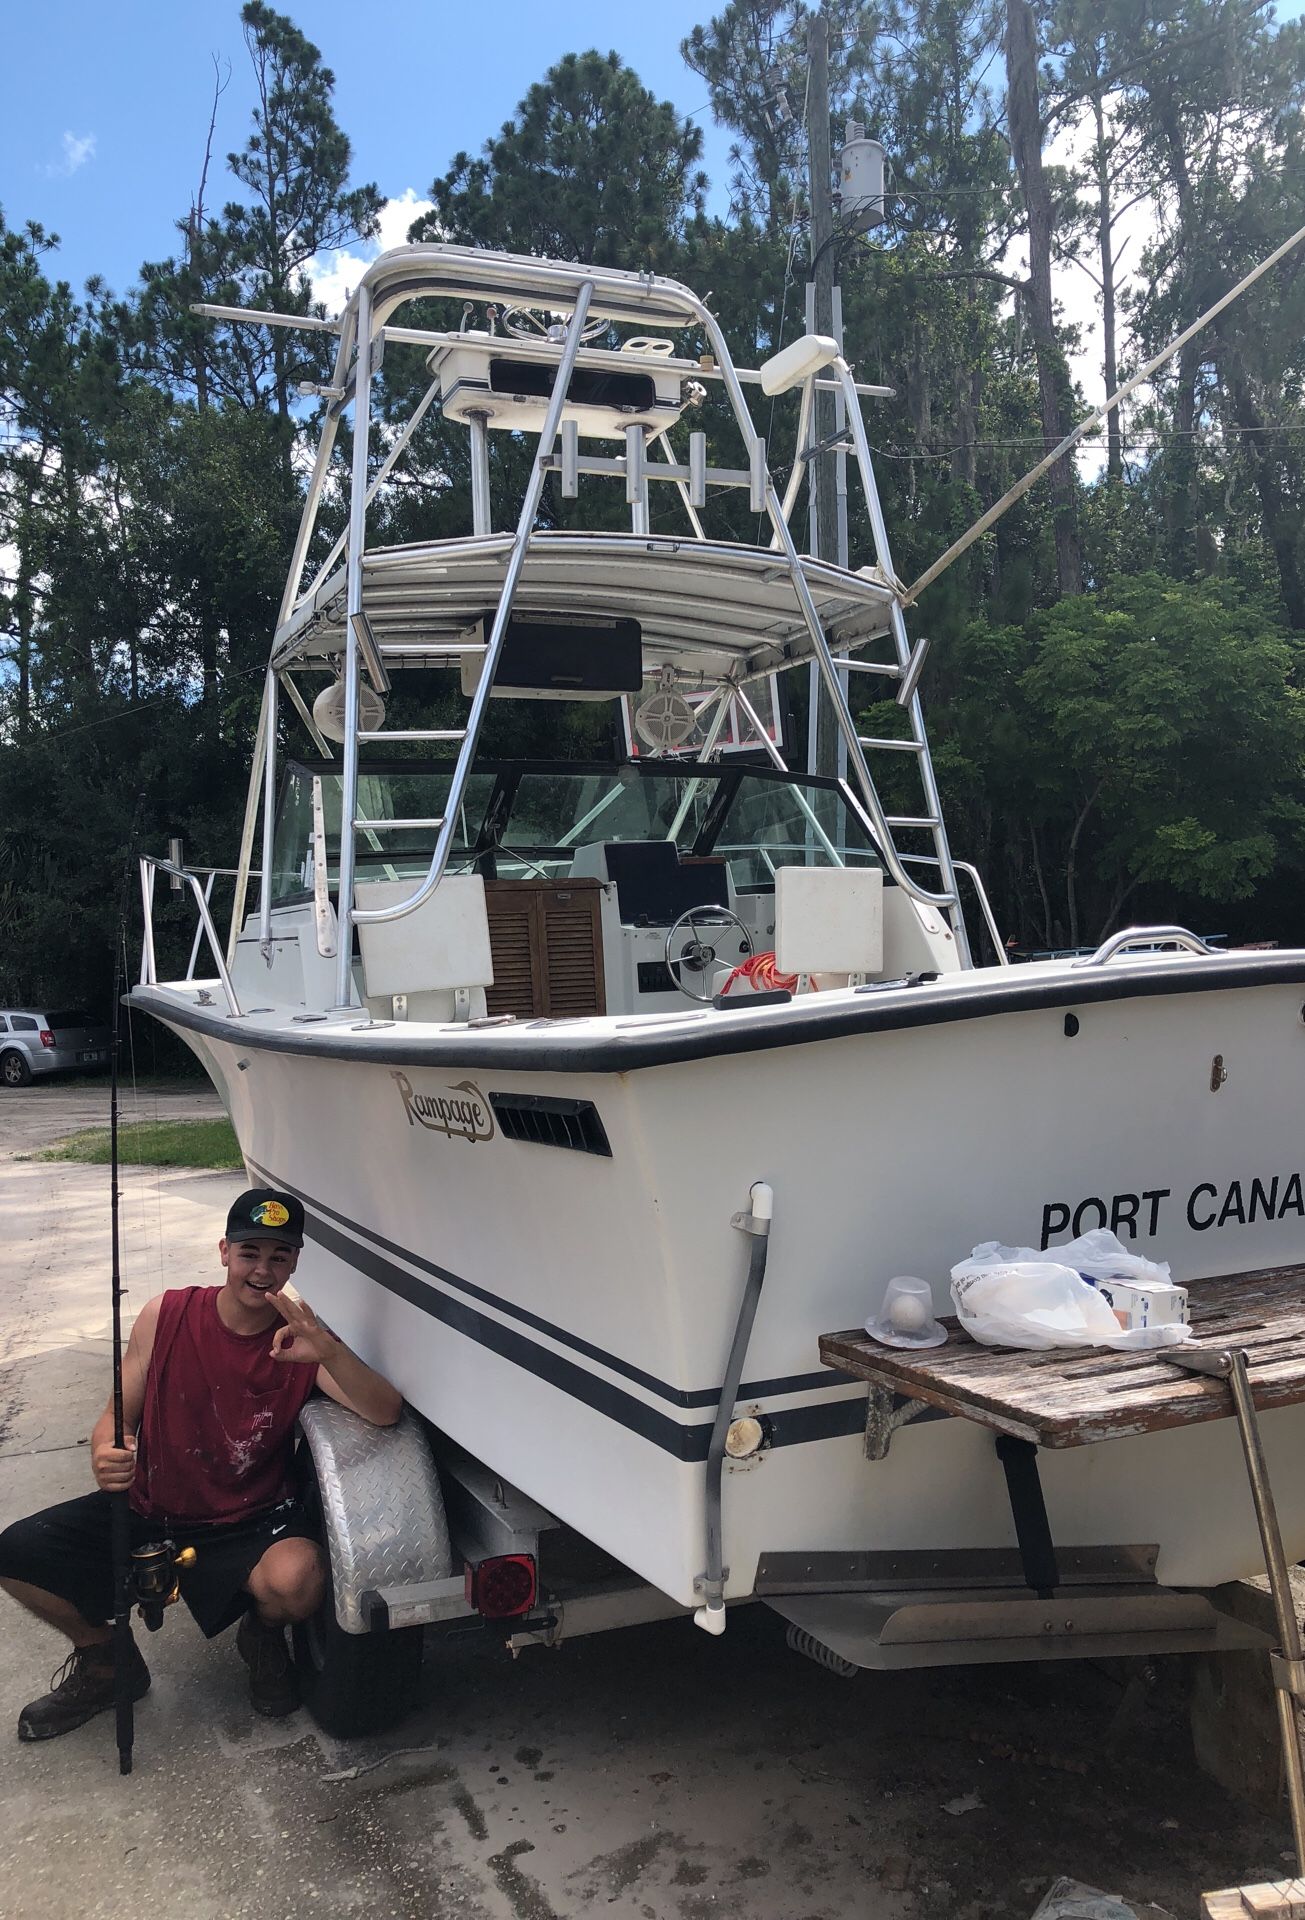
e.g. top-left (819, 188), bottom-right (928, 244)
top-left (133, 245), bottom-right (1305, 1685)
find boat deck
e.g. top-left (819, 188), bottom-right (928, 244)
top-left (820, 1264), bottom-right (1305, 1448)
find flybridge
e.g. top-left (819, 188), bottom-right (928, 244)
top-left (194, 244), bottom-right (978, 1006)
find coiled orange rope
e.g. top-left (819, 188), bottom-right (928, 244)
top-left (718, 951), bottom-right (817, 997)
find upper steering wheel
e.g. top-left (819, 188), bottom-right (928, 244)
top-left (499, 304), bottom-right (609, 345)
top-left (664, 906), bottom-right (755, 1004)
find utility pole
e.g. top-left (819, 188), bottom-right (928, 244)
top-left (807, 8), bottom-right (837, 567)
top-left (805, 5), bottom-right (843, 777)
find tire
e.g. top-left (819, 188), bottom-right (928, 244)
top-left (0, 1051), bottom-right (31, 1088)
top-left (292, 1451), bottom-right (424, 1739)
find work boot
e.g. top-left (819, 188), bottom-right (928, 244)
top-left (17, 1636), bottom-right (150, 1742)
top-left (236, 1610), bottom-right (299, 1718)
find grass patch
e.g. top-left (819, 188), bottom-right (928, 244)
top-left (37, 1118), bottom-right (243, 1170)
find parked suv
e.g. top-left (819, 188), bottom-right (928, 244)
top-left (0, 1009), bottom-right (112, 1087)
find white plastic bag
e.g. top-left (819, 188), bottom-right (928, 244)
top-left (1049, 1227), bottom-right (1172, 1290)
top-left (950, 1260), bottom-right (1120, 1350)
top-left (950, 1246), bottom-right (1192, 1352)
top-left (962, 1229), bottom-right (1171, 1289)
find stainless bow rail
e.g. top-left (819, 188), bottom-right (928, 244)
top-left (139, 857), bottom-right (247, 1017)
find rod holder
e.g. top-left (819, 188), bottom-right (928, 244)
top-left (625, 422), bottom-right (646, 507)
top-left (560, 418), bottom-right (580, 498)
top-left (749, 437), bottom-right (767, 514)
top-left (689, 432), bottom-right (707, 508)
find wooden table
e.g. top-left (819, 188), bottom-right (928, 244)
top-left (822, 1261), bottom-right (1305, 1899)
top-left (820, 1264), bottom-right (1305, 1450)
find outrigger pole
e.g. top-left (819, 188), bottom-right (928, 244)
top-left (903, 213), bottom-right (1305, 606)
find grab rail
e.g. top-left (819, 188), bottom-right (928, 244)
top-left (139, 857), bottom-right (249, 1017)
top-left (891, 854), bottom-right (1009, 967)
top-left (1074, 925), bottom-right (1216, 968)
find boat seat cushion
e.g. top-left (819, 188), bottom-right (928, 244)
top-left (355, 875), bottom-right (495, 997)
top-left (775, 866), bottom-right (883, 975)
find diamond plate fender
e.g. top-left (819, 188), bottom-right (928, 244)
top-left (299, 1400), bottom-right (453, 1634)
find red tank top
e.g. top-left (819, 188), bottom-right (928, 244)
top-left (133, 1287), bottom-right (318, 1527)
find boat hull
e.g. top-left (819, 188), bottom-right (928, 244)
top-left (148, 966), bottom-right (1305, 1606)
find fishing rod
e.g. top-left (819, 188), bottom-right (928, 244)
top-left (107, 807), bottom-right (201, 1776)
top-left (108, 806), bottom-right (140, 1776)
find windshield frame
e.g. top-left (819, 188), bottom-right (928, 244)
top-left (270, 754), bottom-right (886, 905)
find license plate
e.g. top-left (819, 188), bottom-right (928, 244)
top-left (79, 1050), bottom-right (104, 1064)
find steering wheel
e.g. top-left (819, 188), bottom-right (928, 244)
top-left (499, 304), bottom-right (609, 345)
top-left (664, 906), bottom-right (755, 1004)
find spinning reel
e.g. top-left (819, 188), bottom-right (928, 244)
top-left (128, 1539), bottom-right (197, 1633)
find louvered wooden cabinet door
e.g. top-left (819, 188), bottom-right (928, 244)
top-left (541, 885), bottom-right (605, 1017)
top-left (485, 880), bottom-right (605, 1018)
top-left (484, 883), bottom-right (542, 1016)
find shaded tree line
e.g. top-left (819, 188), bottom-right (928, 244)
top-left (4, 0), bottom-right (1305, 1017)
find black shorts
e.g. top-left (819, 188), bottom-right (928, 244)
top-left (0, 1491), bottom-right (317, 1639)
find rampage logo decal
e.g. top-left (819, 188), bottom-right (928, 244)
top-left (392, 1071), bottom-right (495, 1144)
top-left (1041, 1174), bottom-right (1305, 1248)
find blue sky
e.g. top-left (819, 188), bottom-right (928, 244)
top-left (6, 0), bottom-right (1303, 441)
top-left (1, 1), bottom-right (737, 299)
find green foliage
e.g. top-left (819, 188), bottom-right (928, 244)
top-left (228, 2), bottom-right (382, 285)
top-left (0, 5), bottom-right (372, 1010)
top-left (1022, 574), bottom-right (1304, 899)
top-left (908, 574), bottom-right (1305, 945)
top-left (683, 1), bottom-right (880, 228)
top-left (411, 50), bottom-right (706, 270)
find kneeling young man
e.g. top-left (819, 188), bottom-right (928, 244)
top-left (0, 1187), bottom-right (402, 1740)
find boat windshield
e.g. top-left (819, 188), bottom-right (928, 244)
top-left (269, 759), bottom-right (881, 905)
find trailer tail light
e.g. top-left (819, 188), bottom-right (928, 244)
top-left (465, 1553), bottom-right (537, 1620)
top-left (39, 1030), bottom-right (55, 1049)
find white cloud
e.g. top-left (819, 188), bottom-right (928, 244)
top-left (311, 189), bottom-right (435, 316)
top-left (45, 131), bottom-right (97, 178)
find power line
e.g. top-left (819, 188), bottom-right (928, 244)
top-left (12, 662), bottom-right (266, 744)
top-left (866, 421), bottom-right (1305, 461)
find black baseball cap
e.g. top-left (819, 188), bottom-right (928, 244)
top-left (225, 1187), bottom-right (305, 1249)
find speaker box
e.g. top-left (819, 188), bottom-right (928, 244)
top-left (461, 614), bottom-right (644, 701)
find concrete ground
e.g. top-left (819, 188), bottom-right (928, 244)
top-left (0, 1082), bottom-right (1292, 1919)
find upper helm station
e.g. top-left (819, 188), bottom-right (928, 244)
top-left (428, 314), bottom-right (699, 442)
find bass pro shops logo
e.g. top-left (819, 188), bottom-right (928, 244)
top-left (391, 1071), bottom-right (495, 1144)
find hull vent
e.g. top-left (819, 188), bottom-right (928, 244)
top-left (488, 1092), bottom-right (611, 1158)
